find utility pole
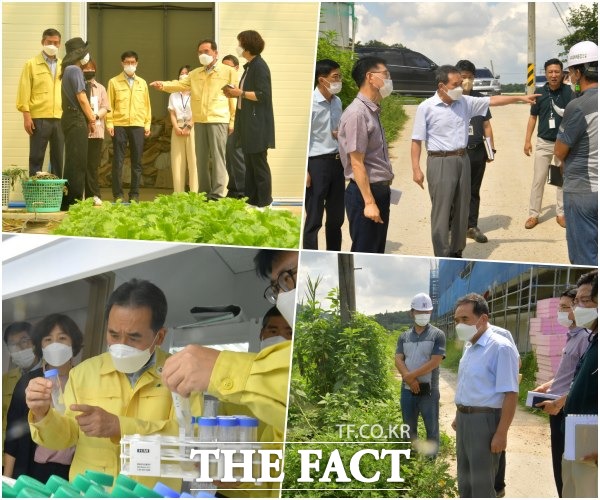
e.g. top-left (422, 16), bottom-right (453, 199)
top-left (338, 253), bottom-right (356, 325)
top-left (527, 3), bottom-right (536, 95)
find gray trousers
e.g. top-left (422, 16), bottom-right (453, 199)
top-left (427, 154), bottom-right (470, 256)
top-left (194, 122), bottom-right (229, 198)
top-left (456, 410), bottom-right (501, 498)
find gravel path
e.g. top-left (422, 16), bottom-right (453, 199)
top-left (320, 102), bottom-right (570, 265)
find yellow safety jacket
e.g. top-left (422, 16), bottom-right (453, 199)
top-left (29, 349), bottom-right (202, 491)
top-left (162, 62), bottom-right (237, 127)
top-left (106, 72), bottom-right (152, 131)
top-left (210, 342), bottom-right (291, 498)
top-left (16, 53), bottom-right (62, 118)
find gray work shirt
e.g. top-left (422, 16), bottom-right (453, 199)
top-left (338, 92), bottom-right (393, 182)
top-left (396, 324), bottom-right (446, 390)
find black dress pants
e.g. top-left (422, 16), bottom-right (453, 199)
top-left (61, 107), bottom-right (88, 210)
top-left (345, 180), bottom-right (390, 254)
top-left (303, 155), bottom-right (345, 250)
top-left (244, 150), bottom-right (272, 207)
top-left (112, 126), bottom-right (144, 199)
top-left (86, 138), bottom-right (103, 199)
top-left (467, 144), bottom-right (487, 229)
top-left (29, 118), bottom-right (64, 176)
top-left (226, 129), bottom-right (246, 198)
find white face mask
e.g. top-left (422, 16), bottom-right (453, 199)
top-left (327, 81), bottom-right (342, 95)
top-left (199, 53), bottom-right (214, 67)
top-left (179, 74), bottom-right (189, 81)
top-left (573, 306), bottom-right (598, 329)
top-left (455, 322), bottom-right (478, 342)
top-left (414, 314), bottom-right (431, 327)
top-left (43, 45), bottom-right (58, 57)
top-left (80, 53), bottom-right (90, 66)
top-left (236, 46), bottom-right (244, 57)
top-left (372, 74), bottom-right (393, 98)
top-left (123, 64), bottom-right (137, 76)
top-left (260, 335), bottom-right (288, 351)
top-left (42, 342), bottom-right (73, 367)
top-left (557, 311), bottom-right (574, 328)
top-left (9, 347), bottom-right (36, 369)
top-left (444, 85), bottom-right (463, 101)
top-left (109, 338), bottom-right (156, 373)
top-left (276, 289), bottom-right (296, 326)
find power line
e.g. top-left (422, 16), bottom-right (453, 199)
top-left (553, 2), bottom-right (572, 34)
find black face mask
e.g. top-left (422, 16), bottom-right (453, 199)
top-left (84, 72), bottom-right (95, 81)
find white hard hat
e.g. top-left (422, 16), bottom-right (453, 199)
top-left (567, 41), bottom-right (598, 68)
top-left (411, 292), bottom-right (433, 311)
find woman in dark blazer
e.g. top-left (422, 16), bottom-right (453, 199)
top-left (224, 30), bottom-right (275, 207)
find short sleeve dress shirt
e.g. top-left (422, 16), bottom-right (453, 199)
top-left (412, 93), bottom-right (490, 151)
top-left (338, 93), bottom-right (393, 182)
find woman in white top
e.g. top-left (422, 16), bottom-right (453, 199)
top-left (168, 65), bottom-right (198, 193)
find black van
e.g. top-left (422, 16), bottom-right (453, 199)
top-left (355, 46), bottom-right (438, 97)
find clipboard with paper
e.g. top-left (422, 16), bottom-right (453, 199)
top-left (564, 414), bottom-right (598, 460)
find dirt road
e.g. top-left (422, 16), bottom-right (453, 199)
top-left (438, 367), bottom-right (557, 498)
top-left (323, 103), bottom-right (570, 265)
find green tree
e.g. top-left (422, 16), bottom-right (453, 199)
top-left (316, 31), bottom-right (359, 107)
top-left (557, 3), bottom-right (598, 56)
top-left (364, 39), bottom-right (390, 48)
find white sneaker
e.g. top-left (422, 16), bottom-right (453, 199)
top-left (93, 196), bottom-right (102, 206)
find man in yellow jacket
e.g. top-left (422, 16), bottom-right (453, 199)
top-left (163, 250), bottom-right (296, 496)
top-left (16, 28), bottom-right (63, 177)
top-left (106, 50), bottom-right (152, 202)
top-left (25, 278), bottom-right (200, 491)
top-left (150, 40), bottom-right (237, 200)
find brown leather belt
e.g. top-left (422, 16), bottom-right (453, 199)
top-left (456, 404), bottom-right (501, 414)
top-left (428, 149), bottom-right (466, 157)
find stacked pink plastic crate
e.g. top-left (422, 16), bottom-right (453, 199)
top-left (529, 297), bottom-right (569, 386)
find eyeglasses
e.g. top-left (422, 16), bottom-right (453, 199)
top-left (264, 267), bottom-right (297, 304)
top-left (7, 336), bottom-right (33, 350)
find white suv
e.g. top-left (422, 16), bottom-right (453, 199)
top-left (473, 68), bottom-right (501, 96)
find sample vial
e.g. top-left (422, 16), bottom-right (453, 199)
top-left (203, 394), bottom-right (219, 417)
top-left (44, 368), bottom-right (65, 414)
top-left (237, 417), bottom-right (258, 443)
top-left (216, 416), bottom-right (239, 443)
top-left (197, 417), bottom-right (218, 442)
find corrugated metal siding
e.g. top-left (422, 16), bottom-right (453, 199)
top-left (2, 3), bottom-right (82, 171)
top-left (217, 2), bottom-right (319, 199)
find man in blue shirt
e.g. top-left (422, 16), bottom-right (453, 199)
top-left (452, 293), bottom-right (519, 497)
top-left (303, 59), bottom-right (345, 250)
top-left (412, 65), bottom-right (539, 258)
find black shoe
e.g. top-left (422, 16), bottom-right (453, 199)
top-left (495, 488), bottom-right (506, 498)
top-left (450, 250), bottom-right (463, 258)
top-left (128, 195), bottom-right (139, 203)
top-left (467, 227), bottom-right (488, 243)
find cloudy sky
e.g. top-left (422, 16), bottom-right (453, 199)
top-left (353, 2), bottom-right (583, 83)
top-left (297, 252), bottom-right (434, 315)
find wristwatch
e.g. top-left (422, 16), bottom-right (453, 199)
top-left (241, 91), bottom-right (246, 99)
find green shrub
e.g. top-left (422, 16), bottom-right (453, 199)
top-left (286, 284), bottom-right (458, 497)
